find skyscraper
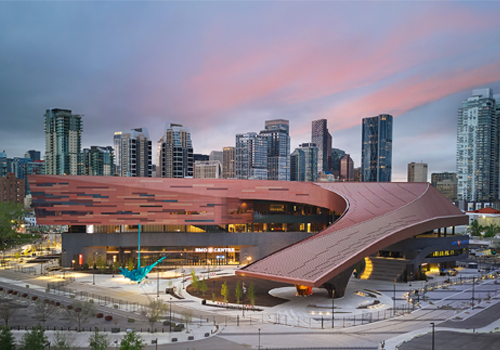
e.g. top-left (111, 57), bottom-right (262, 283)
top-left (361, 114), bottom-right (393, 182)
top-left (222, 146), bottom-right (236, 179)
top-left (457, 89), bottom-right (499, 202)
top-left (331, 148), bottom-right (346, 178)
top-left (83, 146), bottom-right (114, 176)
top-left (209, 150), bottom-right (223, 164)
top-left (235, 132), bottom-right (267, 180)
top-left (431, 172), bottom-right (457, 202)
top-left (24, 150), bottom-right (41, 161)
top-left (194, 160), bottom-right (222, 179)
top-left (407, 162), bottom-right (428, 182)
top-left (44, 108), bottom-right (83, 175)
top-left (290, 143), bottom-right (318, 182)
top-left (340, 154), bottom-right (354, 181)
top-left (114, 128), bottom-right (152, 177)
top-left (260, 119), bottom-right (290, 181)
top-left (311, 119), bottom-right (332, 174)
top-left (157, 123), bottom-right (194, 178)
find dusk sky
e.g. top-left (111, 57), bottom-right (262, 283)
top-left (1, 1), bottom-right (500, 181)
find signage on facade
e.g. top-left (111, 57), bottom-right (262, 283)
top-left (195, 247), bottom-right (235, 253)
top-left (451, 239), bottom-right (469, 246)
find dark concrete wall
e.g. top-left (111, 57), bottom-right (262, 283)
top-left (61, 231), bottom-right (312, 267)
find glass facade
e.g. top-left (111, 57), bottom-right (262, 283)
top-left (260, 119), bottom-right (290, 181)
top-left (235, 132), bottom-right (268, 180)
top-left (311, 119), bottom-right (332, 173)
top-left (290, 143), bottom-right (318, 182)
top-left (361, 114), bottom-right (392, 182)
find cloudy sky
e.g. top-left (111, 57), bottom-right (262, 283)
top-left (1, 1), bottom-right (500, 181)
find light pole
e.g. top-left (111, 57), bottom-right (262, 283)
top-left (61, 249), bottom-right (66, 279)
top-left (93, 252), bottom-right (98, 285)
top-left (472, 276), bottom-right (475, 310)
top-left (169, 297), bottom-right (172, 333)
top-left (430, 322), bottom-right (435, 350)
top-left (157, 265), bottom-right (160, 298)
top-left (258, 328), bottom-right (261, 349)
top-left (331, 289), bottom-right (335, 328)
top-left (393, 279), bottom-right (396, 315)
top-left (182, 269), bottom-right (185, 289)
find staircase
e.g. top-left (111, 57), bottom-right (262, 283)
top-left (360, 257), bottom-right (410, 282)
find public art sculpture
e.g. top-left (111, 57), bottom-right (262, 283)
top-left (119, 223), bottom-right (165, 283)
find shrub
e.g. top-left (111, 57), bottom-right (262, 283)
top-left (82, 263), bottom-right (89, 270)
top-left (7, 290), bottom-right (13, 294)
top-left (12, 291), bottom-right (18, 295)
top-left (67, 305), bottom-right (73, 310)
top-left (96, 313), bottom-right (103, 318)
top-left (22, 293), bottom-right (28, 298)
top-left (31, 296), bottom-right (38, 300)
top-left (128, 318), bottom-right (135, 323)
top-left (55, 302), bottom-right (60, 306)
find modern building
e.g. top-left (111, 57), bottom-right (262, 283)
top-left (1, 173), bottom-right (25, 203)
top-left (340, 154), bottom-right (354, 181)
top-left (408, 162), bottom-right (428, 182)
top-left (312, 119), bottom-right (332, 174)
top-left (290, 143), bottom-right (318, 182)
top-left (193, 154), bottom-right (209, 162)
top-left (331, 148), bottom-right (346, 179)
top-left (431, 172), bottom-right (457, 202)
top-left (44, 108), bottom-right (83, 175)
top-left (24, 150), bottom-right (41, 161)
top-left (260, 119), bottom-right (290, 181)
top-left (157, 123), bottom-right (194, 178)
top-left (209, 151), bottom-right (223, 164)
top-left (353, 167), bottom-right (362, 182)
top-left (457, 89), bottom-right (499, 203)
top-left (0, 153), bottom-right (11, 178)
top-left (114, 128), bottom-right (152, 177)
top-left (30, 175), bottom-right (468, 298)
top-left (194, 160), bottom-right (222, 179)
top-left (361, 114), bottom-right (393, 182)
top-left (235, 132), bottom-right (267, 180)
top-left (83, 146), bottom-right (114, 176)
top-left (222, 147), bottom-right (236, 179)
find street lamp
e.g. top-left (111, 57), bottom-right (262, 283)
top-left (393, 279), bottom-right (396, 316)
top-left (472, 276), bottom-right (475, 310)
top-left (93, 252), bottom-right (98, 285)
top-left (157, 265), bottom-right (160, 298)
top-left (169, 297), bottom-right (172, 333)
top-left (430, 322), bottom-right (435, 350)
top-left (331, 289), bottom-right (335, 329)
top-left (61, 249), bottom-right (66, 279)
top-left (258, 328), bottom-right (261, 349)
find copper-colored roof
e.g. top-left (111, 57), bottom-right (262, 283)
top-left (469, 207), bottom-right (500, 214)
top-left (236, 182), bottom-right (468, 287)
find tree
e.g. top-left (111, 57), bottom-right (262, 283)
top-left (119, 330), bottom-right (145, 350)
top-left (140, 299), bottom-right (167, 332)
top-left (18, 325), bottom-right (47, 350)
top-left (52, 331), bottom-right (73, 350)
top-left (484, 223), bottom-right (500, 238)
top-left (212, 292), bottom-right (216, 303)
top-left (96, 255), bottom-right (106, 273)
top-left (89, 329), bottom-right (109, 350)
top-left (247, 282), bottom-right (256, 306)
top-left (190, 269), bottom-right (199, 291)
top-left (127, 258), bottom-right (134, 271)
top-left (200, 279), bottom-right (208, 296)
top-left (0, 202), bottom-right (24, 246)
top-left (113, 261), bottom-right (120, 275)
top-left (181, 310), bottom-right (193, 332)
top-left (0, 301), bottom-right (17, 326)
top-left (467, 220), bottom-right (485, 237)
top-left (34, 299), bottom-right (60, 326)
top-left (0, 326), bottom-right (16, 350)
top-left (221, 281), bottom-right (229, 302)
top-left (65, 300), bottom-right (96, 331)
top-left (235, 281), bottom-right (243, 304)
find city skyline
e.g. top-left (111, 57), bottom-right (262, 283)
top-left (1, 2), bottom-right (500, 181)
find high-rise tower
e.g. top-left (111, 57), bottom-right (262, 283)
top-left (260, 119), bottom-right (290, 181)
top-left (44, 108), bottom-right (83, 175)
top-left (235, 132), bottom-right (267, 180)
top-left (157, 123), bottom-right (194, 178)
top-left (114, 128), bottom-right (152, 177)
top-left (222, 146), bottom-right (236, 179)
top-left (361, 114), bottom-right (392, 182)
top-left (407, 162), bottom-right (428, 182)
top-left (457, 89), bottom-right (499, 202)
top-left (290, 143), bottom-right (318, 182)
top-left (311, 119), bottom-right (332, 173)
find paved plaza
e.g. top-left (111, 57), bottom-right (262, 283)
top-left (1, 264), bottom-right (500, 349)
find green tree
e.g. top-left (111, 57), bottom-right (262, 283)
top-left (127, 258), bottom-right (134, 271)
top-left (247, 282), bottom-right (256, 306)
top-left (113, 261), bottom-right (120, 274)
top-left (89, 329), bottom-right (109, 350)
top-left (200, 279), bottom-right (208, 296)
top-left (0, 202), bottom-right (24, 246)
top-left (0, 326), bottom-right (16, 350)
top-left (18, 325), bottom-right (47, 350)
top-left (221, 281), bottom-right (229, 302)
top-left (96, 255), bottom-right (106, 273)
top-left (235, 281), bottom-right (243, 304)
top-left (181, 310), bottom-right (193, 332)
top-left (190, 269), bottom-right (199, 291)
top-left (484, 223), bottom-right (500, 238)
top-left (52, 331), bottom-right (72, 350)
top-left (212, 292), bottom-right (216, 303)
top-left (467, 220), bottom-right (485, 236)
top-left (119, 330), bottom-right (145, 350)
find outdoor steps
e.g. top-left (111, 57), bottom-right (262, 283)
top-left (362, 257), bottom-right (410, 282)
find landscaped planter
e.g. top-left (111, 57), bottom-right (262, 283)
top-left (7, 290), bottom-right (13, 294)
top-left (13, 291), bottom-right (18, 295)
top-left (128, 318), bottom-right (135, 323)
top-left (22, 293), bottom-right (28, 298)
top-left (31, 296), bottom-right (38, 300)
top-left (111, 328), bottom-right (120, 333)
top-left (67, 305), bottom-right (73, 310)
top-left (55, 302), bottom-right (60, 306)
top-left (74, 307), bottom-right (82, 313)
top-left (96, 313), bottom-right (103, 318)
top-left (105, 315), bottom-right (113, 321)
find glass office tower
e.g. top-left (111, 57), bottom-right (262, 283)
top-left (361, 114), bottom-right (392, 182)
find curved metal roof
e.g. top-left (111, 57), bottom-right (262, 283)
top-left (237, 182), bottom-right (468, 287)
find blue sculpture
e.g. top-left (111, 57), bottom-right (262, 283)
top-left (119, 223), bottom-right (166, 283)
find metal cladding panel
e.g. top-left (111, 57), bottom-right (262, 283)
top-left (28, 175), bottom-right (345, 225)
top-left (237, 182), bottom-right (468, 287)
